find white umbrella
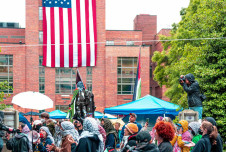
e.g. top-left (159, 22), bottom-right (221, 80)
top-left (12, 91), bottom-right (53, 152)
top-left (12, 91), bottom-right (53, 110)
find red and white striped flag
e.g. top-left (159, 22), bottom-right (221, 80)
top-left (42, 0), bottom-right (97, 67)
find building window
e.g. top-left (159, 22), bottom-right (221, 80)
top-left (117, 57), bottom-right (137, 94)
top-left (126, 41), bottom-right (134, 46)
top-left (39, 31), bottom-right (43, 44)
top-left (106, 41), bottom-right (114, 45)
top-left (39, 56), bottom-right (45, 93)
top-left (86, 67), bottom-right (92, 92)
top-left (0, 36), bottom-right (8, 38)
top-left (55, 105), bottom-right (69, 112)
top-left (39, 7), bottom-right (43, 20)
top-left (55, 68), bottom-right (76, 94)
top-left (0, 55), bottom-right (13, 94)
top-left (10, 36), bottom-right (25, 39)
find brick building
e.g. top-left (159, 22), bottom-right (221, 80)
top-left (0, 0), bottom-right (170, 113)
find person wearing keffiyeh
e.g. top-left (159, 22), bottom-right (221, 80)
top-left (101, 118), bottom-right (117, 149)
top-left (47, 121), bottom-right (79, 152)
top-left (76, 117), bottom-right (104, 152)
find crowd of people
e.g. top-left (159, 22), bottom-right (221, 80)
top-left (3, 112), bottom-right (224, 152)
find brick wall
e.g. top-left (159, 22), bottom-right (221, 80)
top-left (105, 46), bottom-right (150, 107)
top-left (0, 28), bottom-right (25, 44)
top-left (134, 14), bottom-right (157, 45)
top-left (106, 30), bottom-right (142, 45)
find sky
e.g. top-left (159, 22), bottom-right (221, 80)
top-left (0, 0), bottom-right (190, 32)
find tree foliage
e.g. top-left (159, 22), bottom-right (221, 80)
top-left (152, 0), bottom-right (225, 142)
top-left (0, 48), bottom-right (12, 110)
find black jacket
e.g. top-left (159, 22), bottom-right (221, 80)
top-left (182, 73), bottom-right (202, 107)
top-left (134, 142), bottom-right (159, 152)
top-left (158, 141), bottom-right (172, 152)
top-left (211, 134), bottom-right (223, 152)
top-left (6, 133), bottom-right (30, 152)
top-left (191, 134), bottom-right (211, 152)
top-left (76, 134), bottom-right (100, 152)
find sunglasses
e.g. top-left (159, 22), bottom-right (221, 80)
top-left (74, 120), bottom-right (79, 124)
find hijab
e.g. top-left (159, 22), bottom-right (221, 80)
top-left (80, 117), bottom-right (104, 152)
top-left (61, 121), bottom-right (79, 142)
top-left (39, 126), bottom-right (54, 143)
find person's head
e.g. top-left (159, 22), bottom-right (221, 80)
top-left (154, 121), bottom-right (175, 142)
top-left (177, 120), bottom-right (189, 133)
top-left (33, 120), bottom-right (42, 132)
top-left (185, 73), bottom-right (195, 84)
top-left (163, 117), bottom-right (172, 123)
top-left (40, 112), bottom-right (49, 121)
top-left (46, 119), bottom-right (53, 125)
top-left (188, 122), bottom-right (201, 137)
top-left (136, 131), bottom-right (152, 143)
top-left (83, 117), bottom-right (99, 134)
top-left (74, 119), bottom-right (83, 128)
top-left (39, 127), bottom-right (48, 138)
top-left (124, 123), bottom-right (138, 136)
top-left (156, 116), bottom-right (163, 123)
top-left (18, 122), bottom-right (25, 132)
top-left (115, 122), bottom-right (120, 131)
top-left (129, 113), bottom-right (137, 123)
top-left (200, 121), bottom-right (213, 136)
top-left (204, 117), bottom-right (217, 126)
top-left (101, 118), bottom-right (115, 134)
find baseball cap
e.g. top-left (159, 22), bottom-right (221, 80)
top-left (129, 113), bottom-right (137, 118)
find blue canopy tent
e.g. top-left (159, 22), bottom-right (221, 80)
top-left (49, 110), bottom-right (67, 119)
top-left (104, 95), bottom-right (182, 128)
top-left (104, 95), bottom-right (181, 115)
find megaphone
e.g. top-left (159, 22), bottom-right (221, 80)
top-left (27, 130), bottom-right (39, 143)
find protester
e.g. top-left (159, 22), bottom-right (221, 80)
top-left (204, 117), bottom-right (223, 152)
top-left (171, 120), bottom-right (192, 152)
top-left (114, 122), bottom-right (121, 147)
top-left (163, 117), bottom-right (177, 132)
top-left (101, 118), bottom-right (117, 149)
top-left (188, 122), bottom-right (202, 151)
top-left (134, 131), bottom-right (159, 152)
top-left (74, 118), bottom-right (83, 135)
top-left (33, 120), bottom-right (42, 133)
top-left (120, 113), bottom-right (142, 140)
top-left (33, 126), bottom-right (54, 152)
top-left (150, 116), bottom-right (163, 144)
top-left (47, 121), bottom-right (79, 152)
top-left (46, 119), bottom-right (55, 136)
top-left (54, 119), bottom-right (63, 147)
top-left (191, 121), bottom-right (217, 152)
top-left (76, 117), bottom-right (104, 152)
top-left (40, 112), bottom-right (50, 126)
top-left (154, 121), bottom-right (174, 152)
top-left (120, 123), bottom-right (138, 150)
top-left (179, 74), bottom-right (203, 121)
top-left (122, 140), bottom-right (137, 152)
top-left (6, 123), bottom-right (30, 152)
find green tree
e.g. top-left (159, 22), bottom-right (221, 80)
top-left (152, 0), bottom-right (226, 143)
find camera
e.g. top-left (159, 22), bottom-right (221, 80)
top-left (0, 122), bottom-right (18, 133)
top-left (179, 75), bottom-right (185, 84)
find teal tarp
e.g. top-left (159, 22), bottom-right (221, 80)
top-left (104, 95), bottom-right (181, 115)
top-left (49, 110), bottom-right (67, 119)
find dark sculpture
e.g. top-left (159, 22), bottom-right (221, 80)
top-left (69, 82), bottom-right (95, 121)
